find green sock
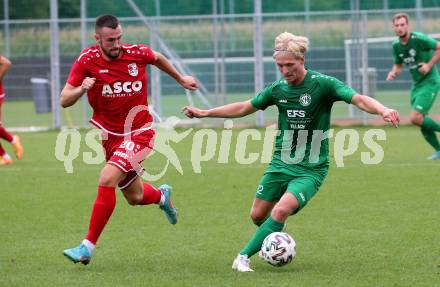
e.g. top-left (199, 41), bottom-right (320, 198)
top-left (240, 216), bottom-right (284, 257)
top-left (422, 117), bottom-right (440, 132)
top-left (421, 127), bottom-right (440, 151)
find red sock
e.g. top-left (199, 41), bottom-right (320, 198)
top-left (0, 144), bottom-right (5, 156)
top-left (85, 186), bottom-right (116, 245)
top-left (139, 183), bottom-right (161, 205)
top-left (0, 126), bottom-right (13, 142)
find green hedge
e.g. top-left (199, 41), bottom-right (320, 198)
top-left (3, 0), bottom-right (439, 20)
top-left (2, 17), bottom-right (440, 58)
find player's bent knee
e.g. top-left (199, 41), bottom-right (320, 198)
top-left (271, 206), bottom-right (293, 221)
top-left (121, 189), bottom-right (143, 206)
top-left (410, 114), bottom-right (424, 126)
top-left (410, 118), bottom-right (423, 125)
top-left (98, 170), bottom-right (122, 187)
top-left (125, 196), bottom-right (140, 206)
top-left (250, 209), bottom-right (268, 225)
top-left (98, 177), bottom-right (113, 187)
top-left (250, 214), bottom-right (266, 226)
top-left (98, 174), bottom-right (118, 187)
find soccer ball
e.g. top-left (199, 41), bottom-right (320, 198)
top-left (260, 232), bottom-right (296, 267)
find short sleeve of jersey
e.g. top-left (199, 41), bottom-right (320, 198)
top-left (138, 44), bottom-right (156, 65)
top-left (250, 83), bottom-right (275, 110)
top-left (391, 41), bottom-right (402, 65)
top-left (415, 32), bottom-right (438, 50)
top-left (67, 60), bottom-right (88, 87)
top-left (324, 76), bottom-right (356, 103)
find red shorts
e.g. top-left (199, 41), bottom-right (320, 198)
top-left (102, 129), bottom-right (155, 189)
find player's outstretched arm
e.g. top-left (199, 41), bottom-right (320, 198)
top-left (386, 64), bottom-right (402, 81)
top-left (60, 77), bottom-right (95, 108)
top-left (351, 94), bottom-right (400, 127)
top-left (182, 100), bottom-right (258, 119)
top-left (152, 52), bottom-right (198, 90)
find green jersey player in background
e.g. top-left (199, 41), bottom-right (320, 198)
top-left (182, 32), bottom-right (400, 272)
top-left (387, 12), bottom-right (440, 160)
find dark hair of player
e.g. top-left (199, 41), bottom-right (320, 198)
top-left (95, 14), bottom-right (120, 33)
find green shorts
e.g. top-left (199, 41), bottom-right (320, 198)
top-left (410, 80), bottom-right (440, 114)
top-left (255, 171), bottom-right (325, 213)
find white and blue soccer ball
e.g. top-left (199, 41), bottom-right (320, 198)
top-left (260, 232), bottom-right (296, 267)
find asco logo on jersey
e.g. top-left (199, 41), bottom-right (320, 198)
top-left (102, 81), bottom-right (143, 96)
top-left (128, 63), bottom-right (138, 77)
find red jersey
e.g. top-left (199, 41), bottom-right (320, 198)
top-left (67, 44), bottom-right (156, 135)
top-left (0, 56), bottom-right (4, 98)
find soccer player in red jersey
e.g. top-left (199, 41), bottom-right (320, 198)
top-left (0, 55), bottom-right (23, 165)
top-left (61, 14), bottom-right (197, 265)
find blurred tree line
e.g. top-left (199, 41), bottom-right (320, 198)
top-left (3, 0), bottom-right (440, 19)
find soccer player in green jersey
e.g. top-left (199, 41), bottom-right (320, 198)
top-left (182, 32), bottom-right (400, 272)
top-left (387, 12), bottom-right (440, 160)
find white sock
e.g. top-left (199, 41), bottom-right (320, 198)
top-left (2, 153), bottom-right (11, 160)
top-left (11, 136), bottom-right (16, 144)
top-left (82, 239), bottom-right (95, 254)
top-left (159, 193), bottom-right (165, 206)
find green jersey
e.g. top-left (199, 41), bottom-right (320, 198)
top-left (251, 70), bottom-right (355, 176)
top-left (392, 32), bottom-right (440, 84)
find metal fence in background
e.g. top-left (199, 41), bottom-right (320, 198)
top-left (1, 1), bottom-right (440, 129)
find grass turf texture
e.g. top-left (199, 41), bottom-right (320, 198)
top-left (0, 126), bottom-right (439, 287)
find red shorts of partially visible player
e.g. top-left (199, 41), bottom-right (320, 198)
top-left (102, 129), bottom-right (155, 189)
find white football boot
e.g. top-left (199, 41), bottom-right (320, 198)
top-left (232, 254), bottom-right (254, 272)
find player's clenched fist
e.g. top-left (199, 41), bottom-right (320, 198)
top-left (179, 75), bottom-right (198, 90)
top-left (386, 71), bottom-right (396, 81)
top-left (382, 108), bottom-right (400, 128)
top-left (181, 106), bottom-right (207, 118)
top-left (417, 62), bottom-right (431, 75)
top-left (81, 77), bottom-right (96, 91)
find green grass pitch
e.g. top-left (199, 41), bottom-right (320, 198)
top-left (0, 125), bottom-right (439, 286)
